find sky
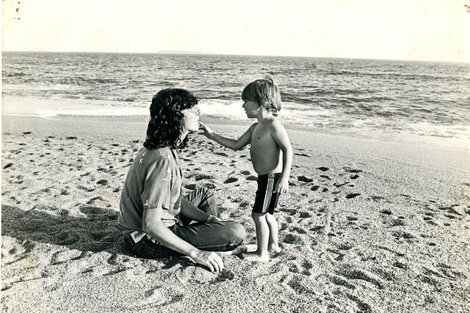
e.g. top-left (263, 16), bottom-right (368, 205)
top-left (2, 0), bottom-right (470, 62)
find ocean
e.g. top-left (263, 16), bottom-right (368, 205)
top-left (3, 52), bottom-right (470, 140)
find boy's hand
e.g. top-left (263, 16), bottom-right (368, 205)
top-left (199, 122), bottom-right (214, 139)
top-left (275, 177), bottom-right (289, 194)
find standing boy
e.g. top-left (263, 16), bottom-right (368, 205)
top-left (200, 76), bottom-right (293, 262)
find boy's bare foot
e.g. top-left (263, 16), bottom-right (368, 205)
top-left (268, 245), bottom-right (282, 254)
top-left (244, 252), bottom-right (270, 262)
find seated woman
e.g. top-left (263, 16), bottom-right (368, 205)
top-left (119, 88), bottom-right (246, 272)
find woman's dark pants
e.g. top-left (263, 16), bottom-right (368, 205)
top-left (129, 187), bottom-right (246, 258)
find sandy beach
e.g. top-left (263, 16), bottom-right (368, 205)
top-left (2, 114), bottom-right (469, 313)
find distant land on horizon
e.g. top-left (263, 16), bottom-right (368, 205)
top-left (157, 50), bottom-right (214, 55)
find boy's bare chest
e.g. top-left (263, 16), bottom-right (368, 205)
top-left (251, 126), bottom-right (274, 148)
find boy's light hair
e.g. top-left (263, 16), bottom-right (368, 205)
top-left (242, 75), bottom-right (281, 116)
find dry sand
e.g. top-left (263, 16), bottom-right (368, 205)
top-left (2, 115), bottom-right (470, 313)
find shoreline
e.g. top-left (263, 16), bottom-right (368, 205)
top-left (3, 113), bottom-right (469, 145)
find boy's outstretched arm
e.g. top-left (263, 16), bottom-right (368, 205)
top-left (200, 122), bottom-right (253, 151)
top-left (270, 120), bottom-right (293, 193)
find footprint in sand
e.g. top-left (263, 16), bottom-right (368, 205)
top-left (211, 269), bottom-right (236, 284)
top-left (436, 263), bottom-right (467, 280)
top-left (285, 276), bottom-right (313, 295)
top-left (300, 259), bottom-right (313, 276)
top-left (328, 274), bottom-right (356, 289)
top-left (309, 225), bottom-right (325, 233)
top-left (346, 193), bottom-right (360, 199)
top-left (392, 230), bottom-right (416, 241)
top-left (51, 250), bottom-right (86, 265)
top-left (189, 173), bottom-right (214, 181)
top-left (345, 293), bottom-right (373, 313)
top-left (288, 262), bottom-right (299, 273)
top-left (292, 226), bottom-right (307, 234)
top-left (282, 232), bottom-right (304, 245)
top-left (96, 179), bottom-right (108, 186)
top-left (336, 266), bottom-right (385, 290)
top-left (137, 286), bottom-right (184, 308)
top-left (104, 254), bottom-right (131, 270)
top-left (392, 261), bottom-right (409, 270)
top-left (297, 175), bottom-right (313, 183)
top-left (224, 177), bottom-right (238, 184)
top-left (390, 218), bottom-right (405, 227)
top-left (371, 195), bottom-right (385, 202)
top-left (326, 248), bottom-right (346, 261)
top-left (343, 167), bottom-right (363, 174)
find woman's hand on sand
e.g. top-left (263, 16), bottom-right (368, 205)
top-left (199, 122), bottom-right (214, 138)
top-left (275, 178), bottom-right (289, 194)
top-left (191, 250), bottom-right (224, 272)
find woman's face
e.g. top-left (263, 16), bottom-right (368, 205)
top-left (182, 105), bottom-right (200, 132)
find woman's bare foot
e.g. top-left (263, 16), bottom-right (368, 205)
top-left (219, 244), bottom-right (257, 256)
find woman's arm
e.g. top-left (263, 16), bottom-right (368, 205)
top-left (180, 197), bottom-right (221, 222)
top-left (141, 158), bottom-right (223, 272)
top-left (142, 206), bottom-right (224, 272)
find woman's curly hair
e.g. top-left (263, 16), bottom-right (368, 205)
top-left (143, 88), bottom-right (199, 150)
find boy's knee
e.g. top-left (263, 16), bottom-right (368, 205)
top-left (251, 211), bottom-right (266, 220)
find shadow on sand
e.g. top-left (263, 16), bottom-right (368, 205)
top-left (1, 205), bottom-right (129, 254)
top-left (2, 205), bottom-right (207, 270)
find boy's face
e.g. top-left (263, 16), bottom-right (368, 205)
top-left (242, 100), bottom-right (260, 118)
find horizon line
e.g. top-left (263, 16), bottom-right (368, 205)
top-left (2, 49), bottom-right (469, 64)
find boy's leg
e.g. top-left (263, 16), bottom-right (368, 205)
top-left (266, 213), bottom-right (281, 253)
top-left (244, 212), bottom-right (270, 262)
top-left (265, 173), bottom-right (282, 253)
